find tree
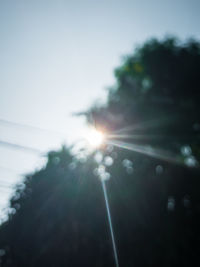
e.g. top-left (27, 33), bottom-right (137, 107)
top-left (0, 37), bottom-right (200, 266)
top-left (86, 37), bottom-right (200, 266)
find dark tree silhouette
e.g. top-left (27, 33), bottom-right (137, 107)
top-left (0, 37), bottom-right (200, 267)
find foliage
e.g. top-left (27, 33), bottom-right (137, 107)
top-left (1, 37), bottom-right (200, 266)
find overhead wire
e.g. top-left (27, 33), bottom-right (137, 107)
top-left (0, 140), bottom-right (42, 154)
top-left (0, 118), bottom-right (51, 189)
top-left (0, 118), bottom-right (67, 137)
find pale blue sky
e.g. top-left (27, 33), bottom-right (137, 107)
top-left (0, 0), bottom-right (199, 221)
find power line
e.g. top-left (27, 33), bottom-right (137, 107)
top-left (0, 119), bottom-right (70, 190)
top-left (0, 118), bottom-right (69, 154)
top-left (0, 139), bottom-right (42, 154)
top-left (0, 118), bottom-right (67, 137)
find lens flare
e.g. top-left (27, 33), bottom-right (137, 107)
top-left (85, 127), bottom-right (104, 148)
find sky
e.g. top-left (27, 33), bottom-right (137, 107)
top-left (0, 0), bottom-right (200, 221)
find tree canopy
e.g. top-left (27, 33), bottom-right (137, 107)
top-left (0, 37), bottom-right (200, 267)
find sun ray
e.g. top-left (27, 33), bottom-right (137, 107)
top-left (107, 133), bottom-right (199, 142)
top-left (112, 117), bottom-right (175, 135)
top-left (101, 179), bottom-right (119, 267)
top-left (106, 139), bottom-right (183, 166)
top-left (107, 133), bottom-right (169, 140)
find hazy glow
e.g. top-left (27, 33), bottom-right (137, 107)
top-left (85, 127), bottom-right (104, 148)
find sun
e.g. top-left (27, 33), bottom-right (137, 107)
top-left (85, 127), bottom-right (104, 148)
